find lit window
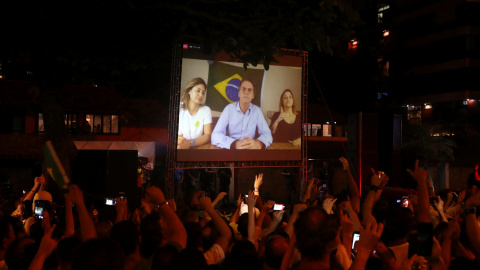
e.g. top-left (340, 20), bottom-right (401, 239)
top-left (377, 5), bottom-right (390, 23)
top-left (87, 114), bottom-right (120, 134)
top-left (407, 105), bottom-right (422, 125)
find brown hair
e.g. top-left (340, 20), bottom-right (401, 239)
top-left (181, 78), bottom-right (207, 110)
top-left (278, 89), bottom-right (297, 115)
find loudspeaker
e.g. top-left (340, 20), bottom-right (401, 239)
top-left (71, 150), bottom-right (139, 210)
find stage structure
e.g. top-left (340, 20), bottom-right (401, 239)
top-left (166, 40), bottom-right (308, 198)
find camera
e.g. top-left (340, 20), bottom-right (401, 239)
top-left (396, 196), bottom-right (409, 208)
top-left (34, 200), bottom-right (47, 220)
top-left (105, 197), bottom-right (116, 206)
top-left (272, 203), bottom-right (285, 211)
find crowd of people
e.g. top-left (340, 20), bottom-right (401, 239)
top-left (1, 157), bottom-right (480, 270)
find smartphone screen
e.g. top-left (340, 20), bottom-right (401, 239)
top-left (34, 200), bottom-right (45, 220)
top-left (105, 197), bottom-right (116, 206)
top-left (352, 232), bottom-right (360, 252)
top-left (273, 203), bottom-right (285, 211)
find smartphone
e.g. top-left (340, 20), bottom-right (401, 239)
top-left (352, 231), bottom-right (360, 253)
top-left (273, 203), bottom-right (285, 211)
top-left (409, 223), bottom-right (433, 257)
top-left (119, 192), bottom-right (126, 199)
top-left (241, 193), bottom-right (248, 203)
top-left (105, 197), bottom-right (116, 206)
top-left (400, 196), bottom-right (409, 208)
top-left (34, 200), bottom-right (46, 220)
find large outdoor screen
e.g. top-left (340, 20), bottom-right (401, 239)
top-left (175, 44), bottom-right (306, 163)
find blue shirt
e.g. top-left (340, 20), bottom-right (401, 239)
top-left (211, 102), bottom-right (273, 149)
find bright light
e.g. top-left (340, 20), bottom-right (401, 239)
top-left (425, 104), bottom-right (432, 109)
top-left (383, 30), bottom-right (390, 37)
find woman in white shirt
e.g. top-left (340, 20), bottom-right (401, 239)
top-left (177, 77), bottom-right (212, 149)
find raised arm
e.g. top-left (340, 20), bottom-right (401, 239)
top-left (199, 194), bottom-right (232, 253)
top-left (407, 159), bottom-right (430, 223)
top-left (285, 203), bottom-right (307, 240)
top-left (245, 190), bottom-right (258, 248)
top-left (25, 175), bottom-right (45, 201)
top-left (69, 184), bottom-right (97, 241)
top-left (362, 168), bottom-right (387, 224)
top-left (339, 157), bottom-right (360, 213)
top-left (145, 185), bottom-right (187, 248)
top-left (62, 193), bottom-right (75, 239)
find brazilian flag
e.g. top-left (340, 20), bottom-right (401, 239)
top-left (43, 140), bottom-right (70, 192)
top-left (206, 62), bottom-right (264, 112)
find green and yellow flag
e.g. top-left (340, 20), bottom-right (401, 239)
top-left (206, 62), bottom-right (264, 112)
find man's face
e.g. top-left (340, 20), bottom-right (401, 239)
top-left (238, 81), bottom-right (254, 104)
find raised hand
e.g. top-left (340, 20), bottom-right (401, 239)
top-left (407, 159), bottom-right (427, 183)
top-left (370, 168), bottom-right (388, 187)
top-left (68, 184), bottom-right (85, 206)
top-left (458, 190), bottom-right (466, 204)
top-left (276, 107), bottom-right (286, 123)
top-left (245, 190), bottom-right (257, 208)
top-left (272, 210), bottom-right (285, 224)
top-left (35, 174), bottom-right (46, 185)
top-left (322, 197), bottom-right (337, 214)
top-left (339, 157), bottom-right (349, 171)
top-left (254, 174), bottom-right (264, 191)
top-left (357, 220), bottom-right (384, 254)
top-left (433, 196), bottom-right (444, 213)
top-left (262, 200), bottom-right (275, 212)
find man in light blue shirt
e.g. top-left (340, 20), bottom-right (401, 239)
top-left (211, 79), bottom-right (272, 149)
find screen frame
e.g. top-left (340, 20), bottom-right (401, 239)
top-left (167, 41), bottom-right (308, 170)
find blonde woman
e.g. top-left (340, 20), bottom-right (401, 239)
top-left (178, 78), bottom-right (212, 149)
top-left (270, 89), bottom-right (301, 147)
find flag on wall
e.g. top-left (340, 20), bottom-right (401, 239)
top-left (206, 62), bottom-right (264, 112)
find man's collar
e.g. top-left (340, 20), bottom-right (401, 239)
top-left (236, 102), bottom-right (252, 114)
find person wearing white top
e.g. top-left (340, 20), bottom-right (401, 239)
top-left (177, 78), bottom-right (212, 149)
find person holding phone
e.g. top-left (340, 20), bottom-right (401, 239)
top-left (177, 77), bottom-right (212, 149)
top-left (269, 89), bottom-right (301, 147)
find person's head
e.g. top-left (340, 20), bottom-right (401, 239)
top-left (110, 220), bottom-right (140, 256)
top-left (279, 89), bottom-right (297, 113)
top-left (264, 233), bottom-right (289, 269)
top-left (0, 216), bottom-right (16, 251)
top-left (294, 206), bottom-right (339, 261)
top-left (181, 77), bottom-right (207, 109)
top-left (139, 212), bottom-right (164, 258)
top-left (381, 204), bottom-right (415, 244)
top-left (15, 201), bottom-right (32, 221)
top-left (238, 79), bottom-right (255, 105)
top-left (72, 238), bottom-right (124, 270)
top-left (226, 240), bottom-right (260, 270)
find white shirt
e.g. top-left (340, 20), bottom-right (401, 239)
top-left (178, 106), bottom-right (212, 140)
